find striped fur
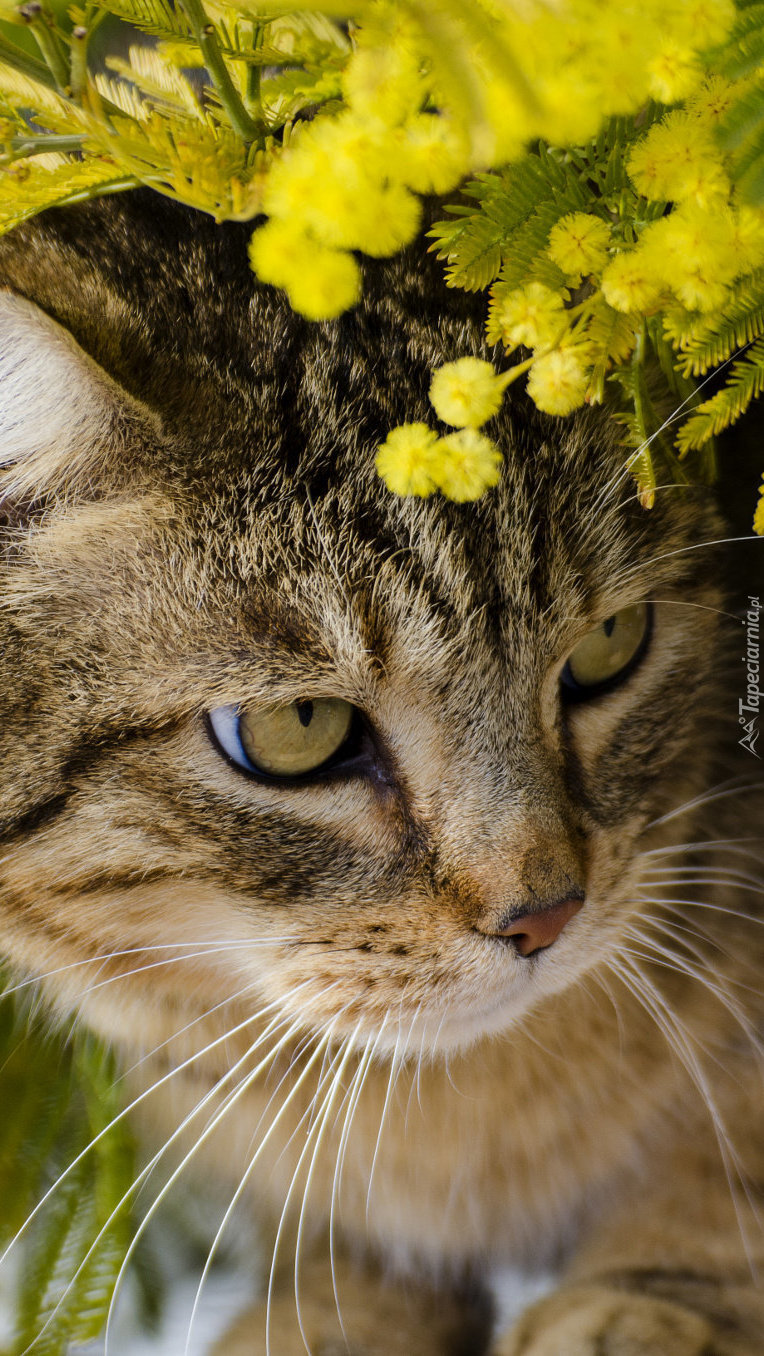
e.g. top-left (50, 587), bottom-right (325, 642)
top-left (0, 193), bottom-right (762, 1354)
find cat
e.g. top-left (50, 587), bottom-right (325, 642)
top-left (1, 189), bottom-right (763, 1355)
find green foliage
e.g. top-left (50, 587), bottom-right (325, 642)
top-left (676, 336), bottom-right (764, 452)
top-left (430, 151), bottom-right (591, 294)
top-left (0, 976), bottom-right (139, 1355)
top-left (2, 0), bottom-right (764, 512)
top-left (668, 272), bottom-right (764, 375)
top-left (428, 115), bottom-right (664, 294)
top-left (712, 7), bottom-right (764, 204)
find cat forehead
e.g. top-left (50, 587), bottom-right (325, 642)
top-left (162, 446), bottom-right (678, 654)
top-left (0, 192), bottom-right (719, 664)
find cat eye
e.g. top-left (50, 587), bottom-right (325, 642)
top-left (560, 602), bottom-right (651, 699)
top-left (207, 698), bottom-right (356, 779)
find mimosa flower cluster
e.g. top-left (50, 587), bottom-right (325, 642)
top-left (3, 0), bottom-right (764, 524)
top-left (376, 357), bottom-right (507, 499)
top-left (247, 0), bottom-right (736, 318)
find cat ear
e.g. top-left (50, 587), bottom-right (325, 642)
top-left (0, 290), bottom-right (159, 507)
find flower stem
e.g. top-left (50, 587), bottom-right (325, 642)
top-left (498, 355), bottom-right (535, 389)
top-left (5, 133), bottom-right (86, 161)
top-left (179, 0), bottom-right (263, 145)
top-left (18, 2), bottom-right (70, 95)
top-left (69, 23), bottom-right (89, 101)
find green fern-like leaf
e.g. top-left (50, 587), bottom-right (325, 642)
top-left (0, 158), bottom-right (138, 236)
top-left (671, 272), bottom-right (764, 375)
top-left (435, 205), bottom-right (504, 290)
top-left (96, 0), bottom-right (193, 42)
top-left (583, 301), bottom-right (639, 402)
top-left (712, 3), bottom-right (764, 79)
top-left (497, 195), bottom-right (586, 293)
top-left (428, 155), bottom-right (568, 291)
top-left (0, 979), bottom-right (138, 1356)
top-left (717, 75), bottom-right (764, 152)
top-left (676, 336), bottom-right (764, 453)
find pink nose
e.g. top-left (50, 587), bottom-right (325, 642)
top-left (495, 897), bottom-right (583, 957)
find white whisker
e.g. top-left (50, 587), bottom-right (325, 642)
top-left (266, 1025), bottom-right (362, 1356)
top-left (183, 1008), bottom-right (348, 1356)
top-left (608, 952), bottom-right (761, 1278)
top-left (0, 985), bottom-right (308, 1279)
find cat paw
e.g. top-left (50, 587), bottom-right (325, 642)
top-left (494, 1284), bottom-right (716, 1355)
top-left (211, 1259), bottom-right (491, 1356)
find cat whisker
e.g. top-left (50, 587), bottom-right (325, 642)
top-left (294, 1037), bottom-right (367, 1356)
top-left (656, 899), bottom-right (764, 944)
top-left (105, 999), bottom-right (339, 1356)
top-left (645, 597), bottom-right (743, 621)
top-left (588, 968), bottom-right (628, 1055)
top-left (69, 942), bottom-right (295, 999)
top-left (587, 356), bottom-right (738, 524)
top-left (183, 1008), bottom-right (351, 1356)
top-left (634, 915), bottom-right (764, 1024)
top-left (264, 1024), bottom-right (362, 1356)
top-left (119, 979), bottom-right (284, 1079)
top-left (642, 874), bottom-right (764, 900)
top-left (326, 1016), bottom-right (390, 1346)
top-left (622, 919), bottom-right (763, 1055)
top-left (607, 952), bottom-right (761, 1278)
top-left (316, 1033), bottom-right (378, 1353)
top-left (365, 1009), bottom-right (408, 1224)
top-left (646, 778), bottom-right (764, 830)
top-left (0, 984), bottom-right (311, 1293)
top-left (635, 890), bottom-right (764, 945)
top-left (19, 1004), bottom-right (300, 1356)
top-left (403, 1004), bottom-right (424, 1135)
top-left (0, 938), bottom-right (282, 999)
top-left (634, 899), bottom-right (746, 946)
top-left (643, 839), bottom-right (764, 869)
top-left (643, 863), bottom-right (764, 881)
top-left (605, 533), bottom-right (760, 606)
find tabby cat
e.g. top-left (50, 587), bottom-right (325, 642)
top-left (1, 191), bottom-right (763, 1355)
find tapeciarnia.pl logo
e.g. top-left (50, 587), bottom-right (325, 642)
top-left (740, 595), bottom-right (761, 758)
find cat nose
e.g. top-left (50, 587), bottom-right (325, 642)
top-left (491, 896), bottom-right (584, 956)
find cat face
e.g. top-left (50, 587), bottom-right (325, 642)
top-left (0, 195), bottom-right (725, 1057)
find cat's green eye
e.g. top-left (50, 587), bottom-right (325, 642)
top-left (561, 602), bottom-right (651, 697)
top-left (241, 698), bottom-right (354, 776)
top-left (209, 698), bottom-right (355, 778)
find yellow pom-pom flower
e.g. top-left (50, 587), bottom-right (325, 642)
top-left (251, 218), bottom-right (361, 320)
top-left (376, 424), bottom-right (438, 497)
top-left (527, 347), bottom-right (591, 416)
top-left (396, 116), bottom-right (470, 195)
top-left (754, 479), bottom-right (764, 537)
top-left (665, 0), bottom-right (735, 49)
top-left (686, 74), bottom-right (736, 124)
top-left (547, 213), bottom-right (611, 279)
top-left (492, 282), bottom-right (566, 350)
top-left (342, 44), bottom-right (423, 128)
top-left (732, 207), bottom-right (764, 275)
top-left (429, 357), bottom-right (505, 429)
top-left (284, 246), bottom-right (362, 321)
top-left (601, 251), bottom-right (664, 313)
top-left (248, 219), bottom-right (309, 290)
top-left (430, 429), bottom-right (503, 502)
top-left (641, 204), bottom-right (740, 312)
top-left (647, 44), bottom-right (701, 104)
top-left (628, 111), bottom-right (728, 205)
top-left (354, 182), bottom-right (422, 258)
